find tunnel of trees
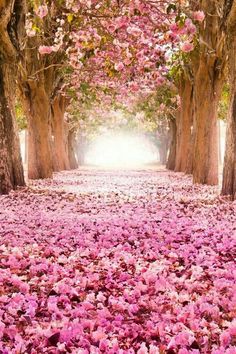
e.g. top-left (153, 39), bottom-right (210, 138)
top-left (1, 0), bottom-right (236, 199)
top-left (1, 1), bottom-right (236, 353)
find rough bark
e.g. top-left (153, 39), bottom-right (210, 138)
top-left (51, 95), bottom-right (70, 171)
top-left (0, 0), bottom-right (25, 193)
top-left (18, 35), bottom-right (59, 180)
top-left (186, 131), bottom-right (194, 175)
top-left (221, 2), bottom-right (236, 199)
top-left (166, 117), bottom-right (177, 171)
top-left (0, 65), bottom-right (25, 193)
top-left (18, 1), bottom-right (65, 180)
top-left (189, 0), bottom-right (226, 185)
top-left (175, 77), bottom-right (194, 174)
top-left (222, 88), bottom-right (236, 198)
top-left (22, 80), bottom-right (53, 179)
top-left (192, 60), bottom-right (223, 185)
top-left (68, 130), bottom-right (78, 169)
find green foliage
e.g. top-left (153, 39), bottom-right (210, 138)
top-left (15, 101), bottom-right (27, 131)
top-left (130, 84), bottom-right (178, 132)
top-left (166, 3), bottom-right (177, 14)
top-left (218, 84), bottom-right (230, 121)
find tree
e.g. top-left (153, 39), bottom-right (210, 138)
top-left (189, 0), bottom-right (226, 185)
top-left (19, 2), bottom-right (68, 179)
top-left (129, 85), bottom-right (179, 166)
top-left (166, 115), bottom-right (178, 170)
top-left (0, 0), bottom-right (25, 194)
top-left (174, 72), bottom-right (194, 174)
top-left (168, 2), bottom-right (226, 184)
top-left (27, 0), bottom-right (194, 178)
top-left (222, 1), bottom-right (236, 199)
top-left (51, 94), bottom-right (70, 171)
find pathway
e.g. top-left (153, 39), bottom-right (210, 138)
top-left (0, 168), bottom-right (235, 353)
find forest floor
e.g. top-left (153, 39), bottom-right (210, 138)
top-left (0, 167), bottom-right (235, 353)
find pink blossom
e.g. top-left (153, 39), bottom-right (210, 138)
top-left (229, 320), bottom-right (236, 336)
top-left (99, 338), bottom-right (109, 351)
top-left (91, 329), bottom-right (107, 342)
top-left (0, 168), bottom-right (235, 352)
top-left (97, 292), bottom-right (106, 302)
top-left (168, 331), bottom-right (195, 348)
top-left (170, 23), bottom-right (179, 33)
top-left (128, 303), bottom-right (139, 314)
top-left (193, 10), bottom-right (205, 22)
top-left (38, 45), bottom-right (54, 55)
top-left (114, 62), bottom-right (125, 71)
top-left (149, 344), bottom-right (159, 354)
top-left (185, 19), bottom-right (197, 35)
top-left (137, 343), bottom-right (148, 354)
top-left (220, 331), bottom-right (231, 347)
top-left (26, 29), bottom-right (36, 37)
top-left (181, 41), bottom-right (194, 53)
top-left (36, 5), bottom-right (48, 19)
top-left (127, 26), bottom-right (142, 37)
top-left (0, 321), bottom-right (5, 340)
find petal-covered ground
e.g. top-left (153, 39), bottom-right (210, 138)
top-left (0, 168), bottom-right (235, 354)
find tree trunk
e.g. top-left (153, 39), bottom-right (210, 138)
top-left (222, 33), bottom-right (236, 199)
top-left (186, 133), bottom-right (194, 175)
top-left (0, 0), bottom-right (26, 193)
top-left (18, 14), bottom-right (59, 180)
top-left (0, 64), bottom-right (25, 194)
top-left (51, 95), bottom-right (70, 171)
top-left (77, 136), bottom-right (87, 166)
top-left (192, 58), bottom-right (223, 185)
top-left (23, 80), bottom-right (53, 180)
top-left (166, 117), bottom-right (177, 171)
top-left (68, 130), bottom-right (78, 169)
top-left (188, 0), bottom-right (225, 185)
top-left (222, 94), bottom-right (236, 199)
top-left (175, 77), bottom-right (193, 174)
top-left (158, 138), bottom-right (169, 165)
top-left (24, 129), bottom-right (28, 165)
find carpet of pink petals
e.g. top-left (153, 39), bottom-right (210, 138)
top-left (0, 168), bottom-right (236, 354)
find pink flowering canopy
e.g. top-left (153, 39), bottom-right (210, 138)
top-left (4, 2), bottom-right (235, 353)
top-left (0, 169), bottom-right (235, 353)
top-left (25, 1), bottom-right (206, 100)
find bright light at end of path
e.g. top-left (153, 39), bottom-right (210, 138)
top-left (85, 134), bottom-right (157, 167)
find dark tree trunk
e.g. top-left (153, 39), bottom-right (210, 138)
top-left (22, 80), bottom-right (54, 179)
top-left (222, 10), bottom-right (236, 199)
top-left (18, 9), bottom-right (62, 180)
top-left (51, 95), bottom-right (70, 171)
top-left (222, 90), bottom-right (236, 199)
top-left (0, 65), bottom-right (25, 194)
top-left (192, 58), bottom-right (223, 185)
top-left (186, 0), bottom-right (226, 185)
top-left (0, 0), bottom-right (26, 193)
top-left (186, 131), bottom-right (194, 175)
top-left (68, 130), bottom-right (78, 169)
top-left (189, 0), bottom-right (225, 185)
top-left (166, 117), bottom-right (177, 171)
top-left (175, 77), bottom-right (193, 174)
